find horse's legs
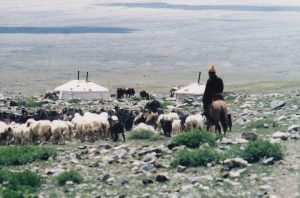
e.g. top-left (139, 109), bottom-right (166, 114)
top-left (215, 123), bottom-right (221, 134)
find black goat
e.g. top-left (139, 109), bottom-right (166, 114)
top-left (160, 119), bottom-right (172, 137)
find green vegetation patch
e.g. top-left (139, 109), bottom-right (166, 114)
top-left (249, 118), bottom-right (278, 129)
top-left (132, 96), bottom-right (142, 101)
top-left (160, 101), bottom-right (176, 109)
top-left (128, 129), bottom-right (162, 140)
top-left (25, 98), bottom-right (42, 108)
top-left (242, 139), bottom-right (283, 163)
top-left (68, 99), bottom-right (81, 104)
top-left (0, 146), bottom-right (57, 166)
top-left (171, 147), bottom-right (220, 167)
top-left (54, 171), bottom-right (84, 186)
top-left (171, 130), bottom-right (217, 148)
top-left (0, 169), bottom-right (43, 198)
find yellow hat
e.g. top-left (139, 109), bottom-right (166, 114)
top-left (208, 65), bottom-right (216, 73)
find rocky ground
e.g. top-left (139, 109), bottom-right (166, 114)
top-left (0, 86), bottom-right (299, 198)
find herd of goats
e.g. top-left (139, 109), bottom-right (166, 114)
top-left (0, 87), bottom-right (232, 146)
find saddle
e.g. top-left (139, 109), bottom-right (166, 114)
top-left (211, 93), bottom-right (224, 101)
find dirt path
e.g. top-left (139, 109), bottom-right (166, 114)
top-left (272, 141), bottom-right (300, 198)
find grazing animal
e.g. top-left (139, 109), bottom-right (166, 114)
top-left (117, 88), bottom-right (125, 99)
top-left (108, 118), bottom-right (125, 142)
top-left (0, 121), bottom-right (12, 145)
top-left (140, 90), bottom-right (150, 100)
top-left (170, 86), bottom-right (180, 97)
top-left (208, 100), bottom-right (228, 134)
top-left (145, 100), bottom-right (161, 113)
top-left (124, 113), bottom-right (135, 131)
top-left (117, 88), bottom-right (135, 99)
top-left (133, 123), bottom-right (157, 133)
top-left (124, 88), bottom-right (135, 98)
top-left (184, 114), bottom-right (206, 131)
top-left (160, 119), bottom-right (172, 137)
top-left (172, 120), bottom-right (181, 135)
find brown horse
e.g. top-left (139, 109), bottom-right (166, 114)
top-left (208, 100), bottom-right (228, 134)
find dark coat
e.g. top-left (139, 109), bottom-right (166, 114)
top-left (202, 74), bottom-right (224, 111)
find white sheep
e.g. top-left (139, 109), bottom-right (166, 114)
top-left (71, 112), bottom-right (110, 142)
top-left (9, 122), bottom-right (25, 145)
top-left (184, 114), bottom-right (206, 131)
top-left (0, 121), bottom-right (12, 145)
top-left (133, 123), bottom-right (158, 133)
top-left (64, 121), bottom-right (74, 140)
top-left (172, 120), bottom-right (181, 135)
top-left (28, 120), bottom-right (52, 143)
top-left (51, 120), bottom-right (69, 144)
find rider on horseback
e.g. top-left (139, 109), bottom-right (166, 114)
top-left (202, 65), bottom-right (224, 121)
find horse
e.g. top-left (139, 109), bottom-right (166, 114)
top-left (140, 90), bottom-right (150, 100)
top-left (207, 99), bottom-right (228, 134)
top-left (117, 88), bottom-right (125, 99)
top-left (124, 88), bottom-right (135, 98)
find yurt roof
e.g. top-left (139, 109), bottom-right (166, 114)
top-left (174, 83), bottom-right (205, 95)
top-left (54, 80), bottom-right (109, 93)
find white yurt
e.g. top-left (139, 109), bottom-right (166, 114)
top-left (175, 83), bottom-right (206, 104)
top-left (54, 80), bottom-right (110, 100)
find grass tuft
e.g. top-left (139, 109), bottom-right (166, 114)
top-left (25, 98), bottom-right (42, 108)
top-left (249, 118), bottom-right (278, 129)
top-left (0, 169), bottom-right (43, 197)
top-left (68, 99), bottom-right (81, 104)
top-left (0, 146), bottom-right (57, 166)
top-left (53, 171), bottom-right (84, 186)
top-left (171, 129), bottom-right (217, 148)
top-left (160, 101), bottom-right (175, 109)
top-left (128, 129), bottom-right (161, 140)
top-left (242, 139), bottom-right (283, 163)
top-left (171, 147), bottom-right (220, 167)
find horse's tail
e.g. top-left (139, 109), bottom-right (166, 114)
top-left (219, 107), bottom-right (227, 134)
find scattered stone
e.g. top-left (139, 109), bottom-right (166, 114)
top-left (270, 100), bottom-right (285, 109)
top-left (71, 158), bottom-right (79, 164)
top-left (78, 145), bottom-right (87, 150)
top-left (45, 168), bottom-right (65, 175)
top-left (142, 178), bottom-right (154, 185)
top-left (241, 131), bottom-right (258, 141)
top-left (102, 174), bottom-right (115, 184)
top-left (156, 174), bottom-right (169, 182)
top-left (143, 153), bottom-right (157, 162)
top-left (223, 179), bottom-right (240, 186)
top-left (272, 132), bottom-right (290, 140)
top-left (262, 157), bottom-right (274, 165)
top-left (291, 133), bottom-right (300, 139)
top-left (116, 177), bottom-right (129, 186)
top-left (223, 158), bottom-right (249, 169)
top-left (57, 147), bottom-right (65, 152)
top-left (142, 163), bottom-right (156, 172)
top-left (177, 165), bottom-right (186, 172)
top-left (220, 138), bottom-right (233, 145)
top-left (184, 97), bottom-right (194, 104)
top-left (169, 145), bottom-right (186, 151)
top-left (259, 185), bottom-right (272, 191)
top-left (228, 168), bottom-right (247, 178)
top-left (98, 143), bottom-right (113, 150)
top-left (288, 125), bottom-right (299, 132)
top-left (276, 115), bottom-right (287, 121)
top-left (181, 184), bottom-right (193, 192)
top-left (142, 193), bottom-right (151, 197)
top-left (235, 138), bottom-right (249, 144)
top-left (66, 181), bottom-right (74, 185)
top-left (200, 175), bottom-right (214, 182)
